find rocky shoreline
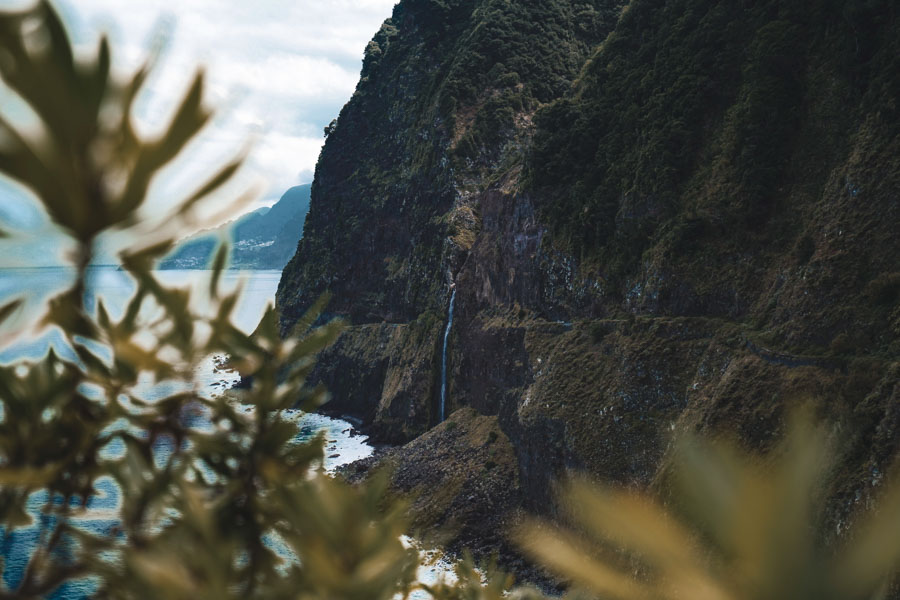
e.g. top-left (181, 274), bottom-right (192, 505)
top-left (336, 407), bottom-right (560, 590)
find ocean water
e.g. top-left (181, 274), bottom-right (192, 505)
top-left (0, 267), bottom-right (283, 363)
top-left (0, 267), bottom-right (375, 597)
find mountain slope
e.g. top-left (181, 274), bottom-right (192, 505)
top-left (277, 0), bottom-right (900, 572)
top-left (161, 184), bottom-right (311, 270)
top-left (277, 0), bottom-right (626, 324)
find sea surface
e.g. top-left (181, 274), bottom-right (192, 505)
top-left (0, 267), bottom-right (377, 597)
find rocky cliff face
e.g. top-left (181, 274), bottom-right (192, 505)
top-left (277, 0), bottom-right (627, 436)
top-left (277, 0), bottom-right (900, 563)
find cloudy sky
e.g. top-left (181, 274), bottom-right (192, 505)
top-left (0, 0), bottom-right (396, 263)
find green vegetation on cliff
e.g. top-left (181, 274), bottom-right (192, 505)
top-left (532, 0), bottom-right (899, 249)
top-left (528, 0), bottom-right (899, 352)
top-left (275, 0), bottom-right (900, 587)
top-left (277, 0), bottom-right (626, 327)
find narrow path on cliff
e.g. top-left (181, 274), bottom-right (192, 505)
top-left (743, 338), bottom-right (845, 372)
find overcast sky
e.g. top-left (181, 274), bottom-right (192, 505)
top-left (0, 0), bottom-right (396, 264)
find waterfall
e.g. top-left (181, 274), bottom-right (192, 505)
top-left (439, 287), bottom-right (456, 422)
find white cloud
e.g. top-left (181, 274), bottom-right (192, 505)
top-left (0, 0), bottom-right (395, 252)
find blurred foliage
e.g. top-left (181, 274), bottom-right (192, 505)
top-left (0, 2), bottom-right (516, 597)
top-left (519, 415), bottom-right (900, 600)
top-left (3, 2), bottom-right (900, 599)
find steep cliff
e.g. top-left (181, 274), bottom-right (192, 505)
top-left (278, 0), bottom-right (627, 439)
top-left (277, 0), bottom-right (900, 564)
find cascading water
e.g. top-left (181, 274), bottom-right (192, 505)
top-left (439, 287), bottom-right (456, 422)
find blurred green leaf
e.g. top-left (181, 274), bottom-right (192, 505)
top-left (518, 414), bottom-right (900, 600)
top-left (0, 297), bottom-right (23, 325)
top-left (209, 243), bottom-right (229, 299)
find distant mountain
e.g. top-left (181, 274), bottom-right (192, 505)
top-left (160, 185), bottom-right (311, 270)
